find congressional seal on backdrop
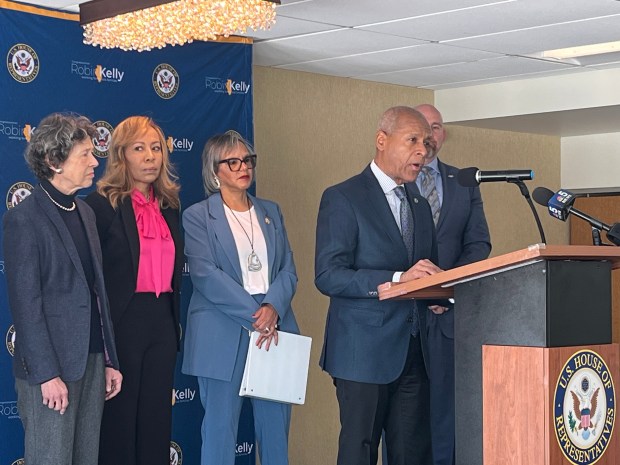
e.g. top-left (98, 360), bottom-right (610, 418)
top-left (554, 349), bottom-right (615, 465)
top-left (153, 63), bottom-right (179, 99)
top-left (6, 182), bottom-right (33, 209)
top-left (170, 441), bottom-right (183, 465)
top-left (7, 43), bottom-right (39, 83)
top-left (11, 459), bottom-right (25, 465)
top-left (92, 121), bottom-right (114, 158)
top-left (6, 324), bottom-right (16, 357)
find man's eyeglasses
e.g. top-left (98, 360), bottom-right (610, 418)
top-left (218, 155), bottom-right (257, 172)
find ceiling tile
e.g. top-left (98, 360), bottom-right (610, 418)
top-left (276, 0), bottom-right (502, 28)
top-left (273, 43), bottom-right (500, 77)
top-left (359, 0), bottom-right (620, 42)
top-left (446, 14), bottom-right (620, 55)
top-left (356, 55), bottom-right (578, 88)
top-left (253, 28), bottom-right (427, 66)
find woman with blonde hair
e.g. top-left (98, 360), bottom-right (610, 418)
top-left (86, 116), bottom-right (184, 465)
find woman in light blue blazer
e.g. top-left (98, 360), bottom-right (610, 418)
top-left (182, 130), bottom-right (299, 465)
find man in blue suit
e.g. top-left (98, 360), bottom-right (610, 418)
top-left (413, 104), bottom-right (492, 465)
top-left (316, 106), bottom-right (443, 465)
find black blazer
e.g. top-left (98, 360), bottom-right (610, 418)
top-left (85, 192), bottom-right (184, 347)
top-left (3, 186), bottom-right (119, 384)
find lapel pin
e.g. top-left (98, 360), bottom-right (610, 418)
top-left (414, 198), bottom-right (419, 204)
top-left (448, 174), bottom-right (455, 178)
top-left (265, 217), bottom-right (271, 225)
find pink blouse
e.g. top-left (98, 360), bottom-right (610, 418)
top-left (131, 189), bottom-right (174, 296)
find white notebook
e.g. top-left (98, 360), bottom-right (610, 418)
top-left (239, 331), bottom-right (312, 405)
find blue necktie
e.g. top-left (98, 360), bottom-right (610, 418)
top-left (394, 186), bottom-right (419, 336)
top-left (394, 186), bottom-right (414, 263)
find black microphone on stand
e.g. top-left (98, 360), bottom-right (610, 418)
top-left (532, 187), bottom-right (620, 246)
top-left (457, 167), bottom-right (534, 187)
top-left (458, 167), bottom-right (545, 244)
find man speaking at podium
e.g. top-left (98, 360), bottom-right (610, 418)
top-left (315, 106), bottom-right (442, 465)
top-left (413, 104), bottom-right (491, 465)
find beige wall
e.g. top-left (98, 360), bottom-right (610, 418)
top-left (562, 132), bottom-right (620, 189)
top-left (253, 66), bottom-right (568, 465)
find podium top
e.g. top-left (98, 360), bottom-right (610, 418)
top-left (378, 244), bottom-right (620, 300)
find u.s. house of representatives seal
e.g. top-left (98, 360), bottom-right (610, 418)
top-left (170, 440), bottom-right (183, 465)
top-left (554, 349), bottom-right (615, 464)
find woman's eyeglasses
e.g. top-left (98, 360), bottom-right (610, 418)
top-left (218, 155), bottom-right (257, 172)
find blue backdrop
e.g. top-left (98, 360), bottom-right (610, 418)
top-left (1, 2), bottom-right (256, 464)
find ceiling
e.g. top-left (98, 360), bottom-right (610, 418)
top-left (13, 0), bottom-right (620, 135)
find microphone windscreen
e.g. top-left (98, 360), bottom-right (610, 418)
top-left (532, 187), bottom-right (554, 207)
top-left (456, 167), bottom-right (480, 187)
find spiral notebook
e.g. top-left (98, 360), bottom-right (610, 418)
top-left (239, 331), bottom-right (312, 405)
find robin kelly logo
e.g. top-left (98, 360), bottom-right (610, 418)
top-left (92, 121), bottom-right (114, 158)
top-left (153, 64), bottom-right (179, 99)
top-left (166, 136), bottom-right (194, 154)
top-left (6, 182), bottom-right (34, 210)
top-left (170, 441), bottom-right (183, 465)
top-left (205, 77), bottom-right (251, 96)
top-left (171, 387), bottom-right (196, 406)
top-left (7, 43), bottom-right (39, 83)
top-left (0, 120), bottom-right (34, 142)
top-left (71, 61), bottom-right (125, 83)
top-left (236, 441), bottom-right (254, 457)
top-left (6, 324), bottom-right (16, 357)
top-left (554, 349), bottom-right (615, 465)
top-left (0, 400), bottom-right (19, 420)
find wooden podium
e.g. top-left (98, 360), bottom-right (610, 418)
top-left (379, 244), bottom-right (620, 465)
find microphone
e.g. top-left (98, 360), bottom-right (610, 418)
top-left (532, 187), bottom-right (611, 232)
top-left (457, 167), bottom-right (534, 187)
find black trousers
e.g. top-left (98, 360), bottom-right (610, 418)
top-left (335, 335), bottom-right (432, 465)
top-left (99, 293), bottom-right (177, 465)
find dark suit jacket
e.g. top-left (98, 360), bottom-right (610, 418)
top-left (315, 165), bottom-right (439, 385)
top-left (85, 193), bottom-right (184, 347)
top-left (3, 185), bottom-right (119, 384)
top-left (413, 160), bottom-right (491, 338)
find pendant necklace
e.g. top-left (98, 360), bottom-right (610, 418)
top-left (224, 197), bottom-right (262, 272)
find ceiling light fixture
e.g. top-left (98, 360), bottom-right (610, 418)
top-left (542, 40), bottom-right (620, 60)
top-left (80, 0), bottom-right (280, 52)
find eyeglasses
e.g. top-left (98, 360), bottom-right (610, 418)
top-left (218, 155), bottom-right (257, 172)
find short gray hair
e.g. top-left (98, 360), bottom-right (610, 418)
top-left (25, 113), bottom-right (96, 181)
top-left (377, 106), bottom-right (424, 134)
top-left (201, 130), bottom-right (256, 195)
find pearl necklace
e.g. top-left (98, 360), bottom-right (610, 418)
top-left (40, 185), bottom-right (76, 212)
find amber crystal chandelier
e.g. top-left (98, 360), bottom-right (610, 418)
top-left (80, 0), bottom-right (280, 52)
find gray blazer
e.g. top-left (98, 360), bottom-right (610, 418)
top-left (2, 185), bottom-right (119, 385)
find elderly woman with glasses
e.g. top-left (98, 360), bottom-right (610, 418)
top-left (182, 130), bottom-right (299, 465)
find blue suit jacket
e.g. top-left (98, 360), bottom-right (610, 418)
top-left (413, 160), bottom-right (491, 338)
top-left (315, 165), bottom-right (439, 385)
top-left (181, 193), bottom-right (299, 382)
top-left (3, 186), bottom-right (119, 384)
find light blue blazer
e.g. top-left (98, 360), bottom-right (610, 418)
top-left (182, 193), bottom-right (299, 382)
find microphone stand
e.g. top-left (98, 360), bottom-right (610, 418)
top-left (508, 179), bottom-right (546, 244)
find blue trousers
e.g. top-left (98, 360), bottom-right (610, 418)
top-left (197, 329), bottom-right (291, 465)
